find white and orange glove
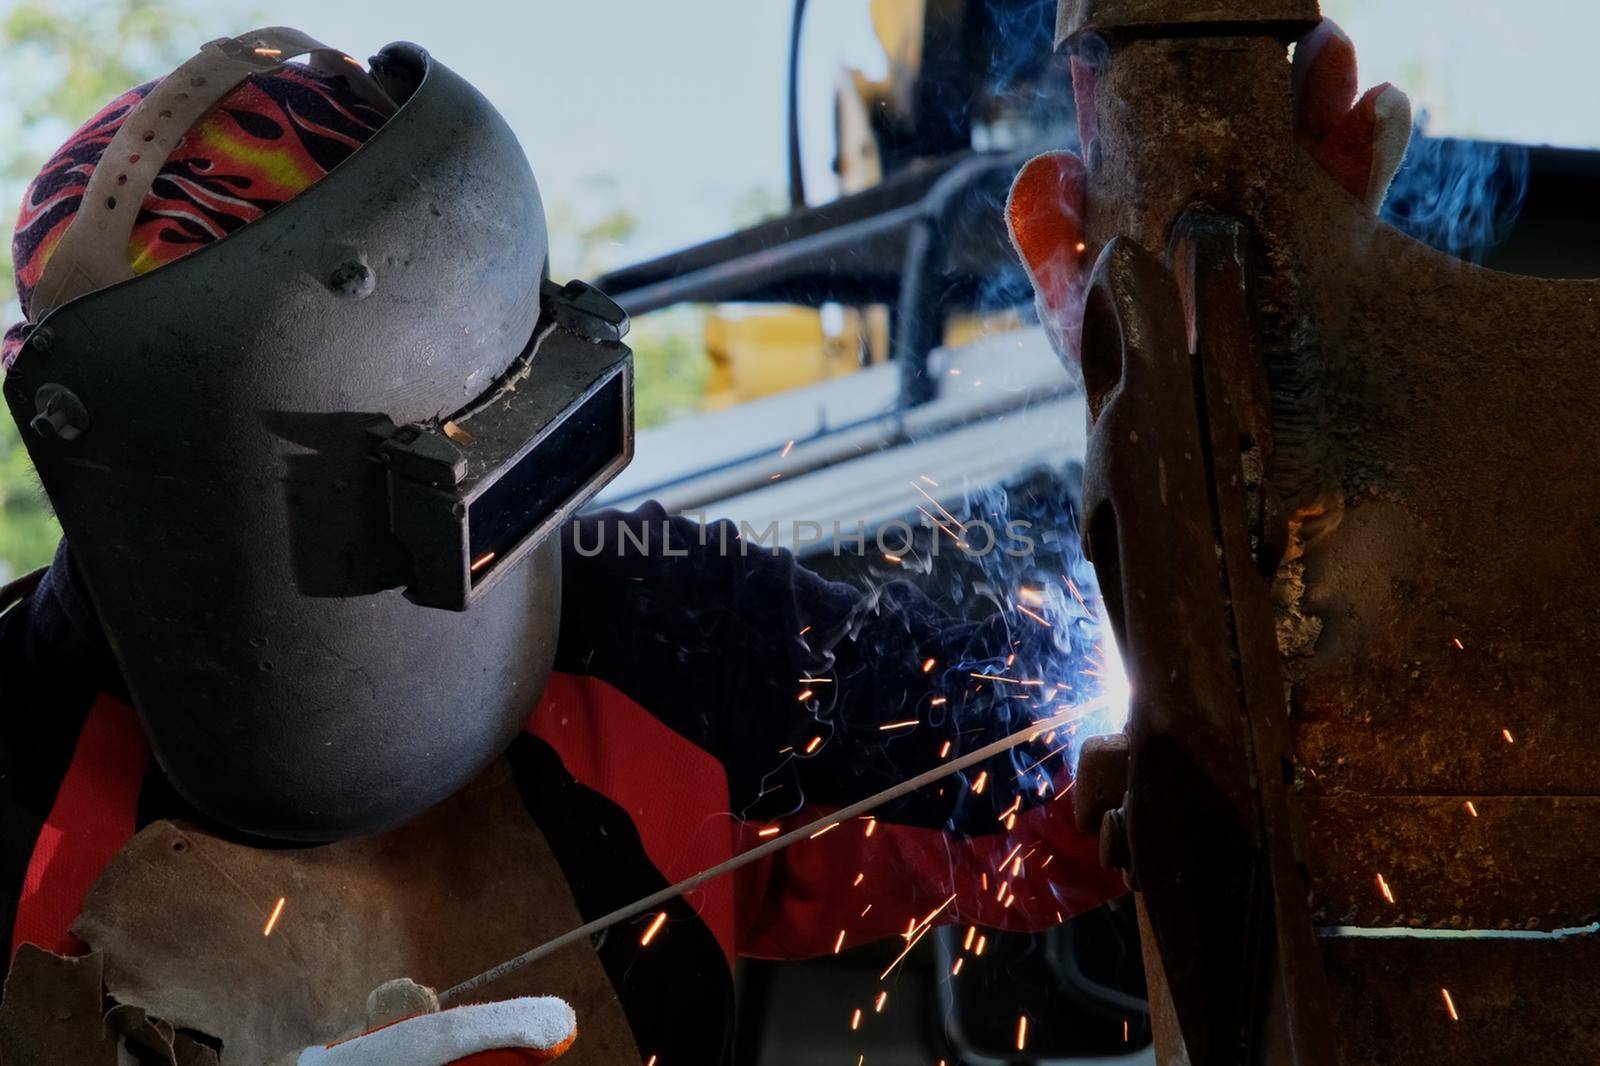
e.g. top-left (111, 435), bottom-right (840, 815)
top-left (297, 986), bottom-right (577, 1066)
top-left (1006, 18), bottom-right (1411, 369)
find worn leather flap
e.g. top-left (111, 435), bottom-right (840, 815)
top-left (71, 760), bottom-right (638, 1065)
top-left (0, 945), bottom-right (117, 1065)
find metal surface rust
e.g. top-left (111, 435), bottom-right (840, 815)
top-left (1066, 0), bottom-right (1600, 1061)
top-left (1057, 0), bottom-right (1318, 48)
top-left (1079, 231), bottom-right (1337, 1065)
top-left (1285, 154), bottom-right (1600, 920)
top-left (1320, 933), bottom-right (1600, 1065)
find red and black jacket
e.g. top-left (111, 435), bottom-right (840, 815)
top-left (0, 502), bottom-right (1123, 1063)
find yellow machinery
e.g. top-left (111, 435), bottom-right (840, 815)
top-left (698, 0), bottom-right (1030, 411)
top-left (700, 305), bottom-right (887, 410)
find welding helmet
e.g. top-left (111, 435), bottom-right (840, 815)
top-left (2, 28), bottom-right (633, 840)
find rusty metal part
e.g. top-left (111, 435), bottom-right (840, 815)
top-left (1056, 0), bottom-right (1318, 47)
top-left (1080, 225), bottom-right (1337, 1065)
top-left (1073, 733), bottom-right (1130, 834)
top-left (1097, 806), bottom-right (1132, 875)
top-left (1066, 0), bottom-right (1600, 1062)
top-left (1305, 794), bottom-right (1600, 930)
top-left (1284, 155), bottom-right (1600, 854)
top-left (1318, 932), bottom-right (1600, 1066)
top-left (69, 761), bottom-right (638, 1065)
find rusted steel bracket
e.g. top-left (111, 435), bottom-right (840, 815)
top-left (1078, 217), bottom-right (1336, 1065)
top-left (1057, 0), bottom-right (1318, 46)
top-left (1063, 0), bottom-right (1600, 1062)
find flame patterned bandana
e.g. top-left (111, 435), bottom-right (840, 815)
top-left (3, 62), bottom-right (387, 369)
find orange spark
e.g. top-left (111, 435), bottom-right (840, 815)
top-left (470, 551), bottom-right (497, 573)
top-left (833, 929), bottom-right (846, 954)
top-left (910, 481), bottom-right (966, 535)
top-left (874, 991), bottom-right (887, 1013)
top-left (262, 896), bottom-right (286, 937)
top-left (1502, 729), bottom-right (1515, 744)
top-left (253, 46), bottom-right (283, 56)
top-left (1465, 801), bottom-right (1479, 817)
top-left (809, 821), bottom-right (841, 839)
top-left (1452, 637), bottom-right (1465, 650)
top-left (1376, 873), bottom-right (1395, 904)
top-left (853, 872), bottom-right (865, 886)
top-left (974, 935), bottom-right (987, 956)
top-left (864, 817), bottom-right (877, 837)
top-left (884, 553), bottom-right (903, 564)
top-left (757, 825), bottom-right (780, 838)
top-left (804, 736), bottom-right (823, 754)
top-left (878, 923), bottom-right (932, 980)
top-left (1017, 604), bottom-right (1053, 628)
top-left (780, 439), bottom-right (795, 458)
top-left (963, 925), bottom-right (977, 951)
top-left (1441, 987), bottom-right (1459, 1021)
top-left (850, 1008), bottom-right (862, 1031)
top-left (1016, 1014), bottom-right (1028, 1051)
top-left (922, 657), bottom-right (937, 673)
top-left (879, 719), bottom-right (918, 731)
top-left (930, 697), bottom-right (947, 707)
top-left (972, 770), bottom-right (988, 794)
top-left (938, 740), bottom-right (952, 758)
top-left (951, 957), bottom-right (964, 976)
top-left (797, 689), bottom-right (814, 702)
top-left (878, 895), bottom-right (956, 980)
top-left (918, 893), bottom-right (956, 930)
top-left (640, 911), bottom-right (668, 946)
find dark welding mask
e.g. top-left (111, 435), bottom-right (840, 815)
top-left (2, 29), bottom-right (633, 840)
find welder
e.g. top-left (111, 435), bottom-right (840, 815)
top-left (0, 20), bottom-right (1403, 1064)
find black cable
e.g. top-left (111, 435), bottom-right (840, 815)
top-left (786, 0), bottom-right (809, 209)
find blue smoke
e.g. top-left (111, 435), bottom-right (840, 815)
top-left (1382, 122), bottom-right (1530, 264)
top-left (984, 0), bottom-right (1058, 100)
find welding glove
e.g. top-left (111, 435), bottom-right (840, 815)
top-left (296, 986), bottom-right (577, 1066)
top-left (1006, 17), bottom-right (1412, 369)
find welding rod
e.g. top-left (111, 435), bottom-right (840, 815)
top-left (437, 699), bottom-right (1104, 1005)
